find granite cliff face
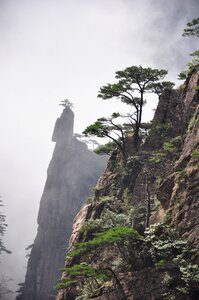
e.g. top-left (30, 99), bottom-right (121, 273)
top-left (19, 107), bottom-right (107, 300)
top-left (56, 67), bottom-right (199, 300)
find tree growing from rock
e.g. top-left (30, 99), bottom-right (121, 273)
top-left (59, 98), bottom-right (74, 108)
top-left (56, 225), bottom-right (141, 299)
top-left (183, 18), bottom-right (199, 37)
top-left (83, 112), bottom-right (127, 159)
top-left (179, 17), bottom-right (199, 80)
top-left (97, 65), bottom-right (173, 147)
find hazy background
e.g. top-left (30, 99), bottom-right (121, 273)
top-left (0, 0), bottom-right (198, 298)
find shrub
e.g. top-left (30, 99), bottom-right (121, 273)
top-left (191, 149), bottom-right (199, 159)
top-left (148, 123), bottom-right (173, 139)
top-left (155, 259), bottom-right (166, 269)
top-left (187, 116), bottom-right (196, 132)
top-left (163, 142), bottom-right (177, 153)
top-left (145, 224), bottom-right (199, 296)
top-left (148, 156), bottom-right (162, 164)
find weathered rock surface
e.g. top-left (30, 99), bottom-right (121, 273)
top-left (19, 107), bottom-right (107, 300)
top-left (56, 66), bottom-right (199, 300)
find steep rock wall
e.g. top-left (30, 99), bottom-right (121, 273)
top-left (19, 107), bottom-right (107, 300)
top-left (57, 66), bottom-right (199, 300)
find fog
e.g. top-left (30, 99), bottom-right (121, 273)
top-left (0, 0), bottom-right (198, 298)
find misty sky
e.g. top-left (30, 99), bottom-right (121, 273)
top-left (0, 0), bottom-right (198, 297)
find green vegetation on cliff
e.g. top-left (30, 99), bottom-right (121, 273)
top-left (57, 17), bottom-right (199, 300)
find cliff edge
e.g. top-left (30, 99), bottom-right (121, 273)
top-left (56, 67), bottom-right (199, 300)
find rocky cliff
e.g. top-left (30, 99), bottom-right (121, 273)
top-left (19, 107), bottom-right (107, 300)
top-left (56, 66), bottom-right (199, 300)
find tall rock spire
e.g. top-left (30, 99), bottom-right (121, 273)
top-left (52, 107), bottom-right (74, 143)
top-left (19, 107), bottom-right (107, 300)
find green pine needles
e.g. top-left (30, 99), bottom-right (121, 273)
top-left (68, 225), bottom-right (141, 257)
top-left (56, 263), bottom-right (108, 290)
top-left (56, 224), bottom-right (141, 293)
